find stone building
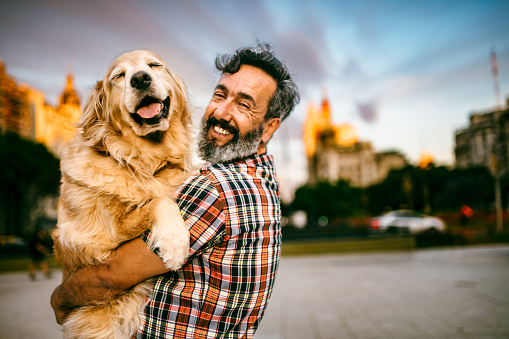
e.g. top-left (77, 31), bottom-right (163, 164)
top-left (304, 95), bottom-right (407, 187)
top-left (0, 61), bottom-right (82, 234)
top-left (0, 61), bottom-right (33, 138)
top-left (0, 60), bottom-right (81, 157)
top-left (455, 99), bottom-right (509, 176)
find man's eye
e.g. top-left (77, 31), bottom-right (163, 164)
top-left (239, 102), bottom-right (250, 109)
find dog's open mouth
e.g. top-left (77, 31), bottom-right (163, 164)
top-left (130, 96), bottom-right (170, 126)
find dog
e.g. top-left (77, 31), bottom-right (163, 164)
top-left (52, 50), bottom-right (193, 338)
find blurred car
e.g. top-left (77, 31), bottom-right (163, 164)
top-left (369, 210), bottom-right (446, 234)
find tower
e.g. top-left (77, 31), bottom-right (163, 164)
top-left (491, 47), bottom-right (501, 110)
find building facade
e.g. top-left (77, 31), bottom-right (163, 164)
top-left (455, 99), bottom-right (509, 177)
top-left (0, 61), bottom-right (33, 138)
top-left (0, 60), bottom-right (81, 157)
top-left (304, 95), bottom-right (407, 187)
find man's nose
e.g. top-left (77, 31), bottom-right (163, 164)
top-left (213, 100), bottom-right (233, 121)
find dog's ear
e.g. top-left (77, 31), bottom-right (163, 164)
top-left (77, 80), bottom-right (105, 137)
top-left (171, 74), bottom-right (192, 127)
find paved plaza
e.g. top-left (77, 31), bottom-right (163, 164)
top-left (0, 244), bottom-right (508, 338)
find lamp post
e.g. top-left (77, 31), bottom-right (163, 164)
top-left (491, 154), bottom-right (503, 234)
top-left (490, 48), bottom-right (504, 234)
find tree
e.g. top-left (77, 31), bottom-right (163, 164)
top-left (292, 180), bottom-right (365, 225)
top-left (368, 165), bottom-right (496, 215)
top-left (435, 167), bottom-right (494, 210)
top-left (0, 131), bottom-right (60, 237)
top-left (290, 164), bottom-right (502, 232)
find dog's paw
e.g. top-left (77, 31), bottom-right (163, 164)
top-left (149, 199), bottom-right (190, 270)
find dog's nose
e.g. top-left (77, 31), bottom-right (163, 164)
top-left (130, 71), bottom-right (152, 90)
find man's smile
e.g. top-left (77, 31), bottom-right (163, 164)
top-left (213, 125), bottom-right (231, 136)
top-left (204, 117), bottom-right (239, 146)
top-left (209, 124), bottom-right (234, 146)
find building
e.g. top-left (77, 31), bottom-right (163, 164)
top-left (304, 95), bottom-right (407, 187)
top-left (454, 99), bottom-right (509, 176)
top-left (0, 61), bottom-right (32, 138)
top-left (0, 60), bottom-right (81, 157)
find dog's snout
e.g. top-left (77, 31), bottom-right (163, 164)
top-left (130, 71), bottom-right (152, 90)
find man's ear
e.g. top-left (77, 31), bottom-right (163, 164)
top-left (261, 118), bottom-right (281, 144)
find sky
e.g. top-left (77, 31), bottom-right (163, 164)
top-left (1, 0), bottom-right (508, 199)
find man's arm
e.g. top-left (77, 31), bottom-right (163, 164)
top-left (51, 237), bottom-right (170, 324)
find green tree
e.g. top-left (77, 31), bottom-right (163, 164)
top-left (367, 166), bottom-right (412, 215)
top-left (292, 180), bottom-right (365, 225)
top-left (435, 166), bottom-right (494, 210)
top-left (0, 131), bottom-right (60, 237)
top-left (367, 165), bottom-right (496, 215)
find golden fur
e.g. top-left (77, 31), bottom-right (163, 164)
top-left (52, 50), bottom-right (193, 338)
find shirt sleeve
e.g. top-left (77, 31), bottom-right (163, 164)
top-left (141, 174), bottom-right (226, 261)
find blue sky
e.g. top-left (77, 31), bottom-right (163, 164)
top-left (1, 0), bottom-right (508, 197)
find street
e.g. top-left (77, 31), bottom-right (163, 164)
top-left (0, 244), bottom-right (508, 338)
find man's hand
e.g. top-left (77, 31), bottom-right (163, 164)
top-left (51, 285), bottom-right (73, 325)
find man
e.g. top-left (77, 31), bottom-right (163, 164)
top-left (51, 42), bottom-right (299, 338)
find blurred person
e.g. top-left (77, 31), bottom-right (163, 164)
top-left (51, 42), bottom-right (299, 338)
top-left (28, 228), bottom-right (52, 280)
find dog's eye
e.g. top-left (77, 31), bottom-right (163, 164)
top-left (113, 72), bottom-right (125, 80)
top-left (149, 63), bottom-right (163, 68)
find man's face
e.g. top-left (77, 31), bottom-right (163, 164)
top-left (198, 65), bottom-right (280, 163)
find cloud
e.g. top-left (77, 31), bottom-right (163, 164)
top-left (270, 5), bottom-right (338, 97)
top-left (276, 32), bottom-right (328, 85)
top-left (341, 57), bottom-right (368, 84)
top-left (1, 0), bottom-right (508, 169)
top-left (356, 100), bottom-right (378, 123)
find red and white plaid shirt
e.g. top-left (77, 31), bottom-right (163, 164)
top-left (138, 149), bottom-right (282, 338)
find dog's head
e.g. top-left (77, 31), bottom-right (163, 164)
top-left (80, 50), bottom-right (188, 138)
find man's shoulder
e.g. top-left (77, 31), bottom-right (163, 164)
top-left (178, 171), bottom-right (217, 194)
top-left (175, 164), bottom-right (234, 198)
top-left (179, 153), bottom-right (277, 198)
top-left (200, 162), bottom-right (251, 187)
top-left (200, 162), bottom-right (236, 178)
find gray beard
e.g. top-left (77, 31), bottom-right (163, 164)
top-left (198, 121), bottom-right (264, 164)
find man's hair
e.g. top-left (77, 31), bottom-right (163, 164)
top-left (215, 42), bottom-right (300, 122)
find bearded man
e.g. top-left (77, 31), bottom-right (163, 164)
top-left (51, 42), bottom-right (300, 339)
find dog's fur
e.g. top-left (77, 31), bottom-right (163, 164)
top-left (52, 50), bottom-right (193, 338)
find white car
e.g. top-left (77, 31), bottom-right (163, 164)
top-left (369, 210), bottom-right (446, 234)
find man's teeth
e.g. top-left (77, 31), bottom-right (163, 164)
top-left (214, 125), bottom-right (230, 136)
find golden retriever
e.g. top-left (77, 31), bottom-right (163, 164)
top-left (52, 50), bottom-right (193, 338)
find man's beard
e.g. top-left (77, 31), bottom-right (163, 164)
top-left (198, 116), bottom-right (264, 163)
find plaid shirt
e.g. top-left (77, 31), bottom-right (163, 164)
top-left (137, 149), bottom-right (282, 338)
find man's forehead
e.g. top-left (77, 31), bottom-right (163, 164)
top-left (216, 65), bottom-right (276, 98)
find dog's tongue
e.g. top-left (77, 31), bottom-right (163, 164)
top-left (137, 103), bottom-right (161, 119)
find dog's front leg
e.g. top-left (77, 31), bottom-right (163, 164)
top-left (146, 198), bottom-right (190, 270)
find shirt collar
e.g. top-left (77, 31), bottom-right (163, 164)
top-left (201, 146), bottom-right (272, 171)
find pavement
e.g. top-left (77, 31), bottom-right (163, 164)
top-left (0, 244), bottom-right (508, 338)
